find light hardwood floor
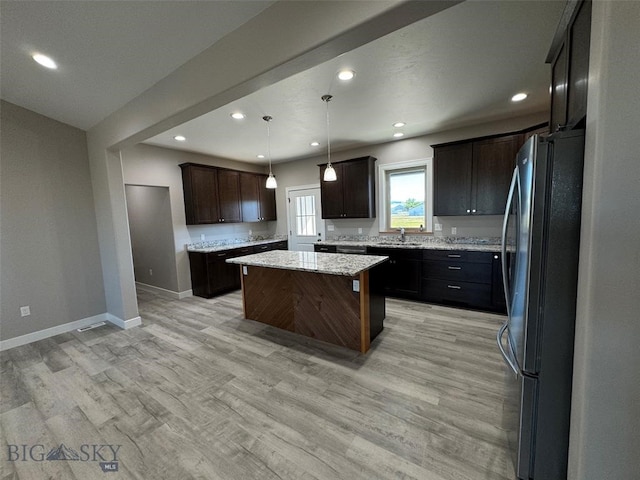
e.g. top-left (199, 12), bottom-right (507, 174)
top-left (1, 289), bottom-right (515, 480)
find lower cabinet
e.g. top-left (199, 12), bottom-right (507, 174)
top-left (422, 249), bottom-right (505, 312)
top-left (367, 247), bottom-right (422, 300)
top-left (313, 244), bottom-right (507, 313)
top-left (189, 241), bottom-right (288, 298)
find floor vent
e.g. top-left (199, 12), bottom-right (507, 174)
top-left (77, 322), bottom-right (106, 332)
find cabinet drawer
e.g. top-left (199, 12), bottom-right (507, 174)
top-left (314, 244), bottom-right (337, 253)
top-left (207, 251), bottom-right (231, 262)
top-left (422, 249), bottom-right (492, 264)
top-left (423, 260), bottom-right (491, 284)
top-left (422, 278), bottom-right (492, 307)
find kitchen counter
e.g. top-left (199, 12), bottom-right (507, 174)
top-left (226, 250), bottom-right (388, 277)
top-left (315, 239), bottom-right (502, 252)
top-left (187, 238), bottom-right (285, 253)
top-left (227, 250), bottom-right (387, 353)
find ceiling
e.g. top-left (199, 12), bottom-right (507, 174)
top-left (1, 1), bottom-right (565, 165)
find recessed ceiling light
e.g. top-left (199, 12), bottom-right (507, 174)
top-left (231, 112), bottom-right (245, 120)
top-left (393, 122), bottom-right (406, 128)
top-left (511, 92), bottom-right (528, 102)
top-left (337, 69), bottom-right (355, 81)
top-left (173, 135), bottom-right (186, 142)
top-left (393, 132), bottom-right (404, 138)
top-left (257, 154), bottom-right (265, 159)
top-left (310, 141), bottom-right (320, 147)
top-left (32, 53), bottom-right (57, 70)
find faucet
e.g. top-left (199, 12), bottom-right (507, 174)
top-left (399, 227), bottom-right (405, 242)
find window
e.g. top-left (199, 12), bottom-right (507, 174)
top-left (378, 159), bottom-right (433, 233)
top-left (295, 195), bottom-right (317, 236)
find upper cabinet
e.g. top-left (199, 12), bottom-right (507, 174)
top-left (433, 133), bottom-right (523, 216)
top-left (548, 0), bottom-right (591, 132)
top-left (180, 163), bottom-right (275, 225)
top-left (319, 156), bottom-right (376, 219)
top-left (239, 172), bottom-right (277, 222)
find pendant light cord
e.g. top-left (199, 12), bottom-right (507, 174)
top-left (322, 95), bottom-right (332, 167)
top-left (263, 115), bottom-right (273, 175)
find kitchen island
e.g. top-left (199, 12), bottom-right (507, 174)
top-left (227, 250), bottom-right (388, 353)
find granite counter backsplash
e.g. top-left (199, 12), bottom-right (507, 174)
top-left (319, 235), bottom-right (503, 252)
top-left (187, 236), bottom-right (286, 253)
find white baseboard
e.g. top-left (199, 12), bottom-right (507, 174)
top-left (105, 313), bottom-right (142, 330)
top-left (0, 314), bottom-right (107, 351)
top-left (136, 282), bottom-right (192, 299)
top-left (0, 311), bottom-right (144, 351)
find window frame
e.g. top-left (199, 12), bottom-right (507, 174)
top-left (378, 158), bottom-right (433, 233)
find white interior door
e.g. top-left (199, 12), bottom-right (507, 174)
top-left (287, 186), bottom-right (325, 251)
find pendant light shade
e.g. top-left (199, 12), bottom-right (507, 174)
top-left (263, 115), bottom-right (277, 189)
top-left (322, 94), bottom-right (337, 182)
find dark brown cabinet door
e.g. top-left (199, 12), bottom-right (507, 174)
top-left (550, 43), bottom-right (568, 133)
top-left (549, 0), bottom-right (591, 132)
top-left (472, 134), bottom-right (521, 215)
top-left (567, 0), bottom-right (591, 128)
top-left (320, 163), bottom-right (345, 218)
top-left (181, 165), bottom-right (220, 225)
top-left (434, 143), bottom-right (473, 216)
top-left (216, 170), bottom-right (241, 223)
top-left (239, 173), bottom-right (277, 222)
top-left (239, 172), bottom-right (261, 222)
top-left (320, 157), bottom-right (376, 219)
top-left (343, 159), bottom-right (375, 218)
top-left (258, 175), bottom-right (277, 221)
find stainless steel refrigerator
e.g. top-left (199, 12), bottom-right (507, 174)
top-left (498, 129), bottom-right (585, 479)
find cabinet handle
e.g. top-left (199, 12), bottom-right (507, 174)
top-left (447, 254), bottom-right (461, 258)
top-left (217, 253), bottom-right (227, 257)
top-left (448, 266), bottom-right (462, 270)
top-left (447, 285), bottom-right (462, 290)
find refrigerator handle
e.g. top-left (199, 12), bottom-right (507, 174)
top-left (501, 167), bottom-right (518, 319)
top-left (497, 321), bottom-right (519, 376)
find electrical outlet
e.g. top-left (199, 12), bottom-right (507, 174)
top-left (358, 228), bottom-right (362, 234)
top-left (200, 234), bottom-right (206, 241)
top-left (20, 306), bottom-right (31, 317)
top-left (149, 269), bottom-right (153, 276)
top-left (435, 223), bottom-right (442, 231)
top-left (451, 227), bottom-right (457, 235)
top-left (327, 225), bottom-right (335, 232)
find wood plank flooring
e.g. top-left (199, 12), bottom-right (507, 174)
top-left (1, 289), bottom-right (515, 480)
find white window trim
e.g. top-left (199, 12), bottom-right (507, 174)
top-left (378, 158), bottom-right (433, 233)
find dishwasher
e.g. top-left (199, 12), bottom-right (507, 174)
top-left (335, 245), bottom-right (367, 255)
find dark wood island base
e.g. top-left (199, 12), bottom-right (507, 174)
top-left (239, 266), bottom-right (384, 353)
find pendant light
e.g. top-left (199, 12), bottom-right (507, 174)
top-left (263, 115), bottom-right (277, 189)
top-left (321, 94), bottom-right (337, 182)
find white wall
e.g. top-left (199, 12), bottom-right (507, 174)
top-left (121, 143), bottom-right (276, 294)
top-left (568, 2), bottom-right (640, 478)
top-left (272, 111), bottom-right (547, 239)
top-left (0, 101), bottom-right (106, 341)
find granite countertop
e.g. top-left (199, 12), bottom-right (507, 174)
top-left (226, 250), bottom-right (389, 277)
top-left (317, 239), bottom-right (502, 253)
top-left (187, 238), bottom-right (285, 253)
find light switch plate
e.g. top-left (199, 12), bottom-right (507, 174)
top-left (353, 280), bottom-right (360, 292)
top-left (327, 225), bottom-right (335, 232)
top-left (242, 266), bottom-right (248, 275)
top-left (435, 223), bottom-right (442, 231)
